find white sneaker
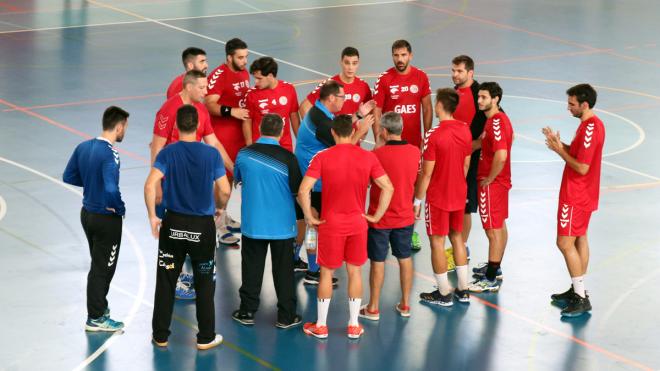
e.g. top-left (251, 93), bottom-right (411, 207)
top-left (197, 334), bottom-right (223, 350)
top-left (224, 213), bottom-right (241, 233)
top-left (216, 226), bottom-right (240, 246)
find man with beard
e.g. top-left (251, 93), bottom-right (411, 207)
top-left (166, 47), bottom-right (208, 99)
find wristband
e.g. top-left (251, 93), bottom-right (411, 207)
top-left (356, 111), bottom-right (364, 120)
top-left (220, 105), bottom-right (232, 117)
top-left (414, 198), bottom-right (423, 207)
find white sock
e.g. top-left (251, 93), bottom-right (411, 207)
top-left (434, 272), bottom-right (451, 295)
top-left (316, 298), bottom-right (330, 327)
top-left (348, 298), bottom-right (362, 326)
top-left (572, 276), bottom-right (586, 298)
top-left (456, 265), bottom-right (469, 290)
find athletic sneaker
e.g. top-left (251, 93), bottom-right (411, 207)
top-left (225, 213), bottom-right (241, 233)
top-left (395, 303), bottom-right (411, 318)
top-left (231, 310), bottom-right (255, 325)
top-left (152, 337), bottom-right (168, 347)
top-left (179, 272), bottom-right (194, 284)
top-left (303, 271), bottom-right (338, 286)
top-left (454, 289), bottom-right (471, 303)
top-left (411, 231), bottom-right (422, 252)
top-left (419, 289), bottom-right (453, 307)
top-left (103, 307), bottom-right (110, 318)
top-left (472, 262), bottom-right (503, 280)
top-left (217, 227), bottom-right (240, 246)
top-left (275, 315), bottom-right (302, 329)
top-left (347, 324), bottom-right (365, 339)
top-left (175, 280), bottom-right (196, 300)
top-left (468, 277), bottom-right (500, 292)
top-left (561, 294), bottom-right (592, 317)
top-left (445, 248), bottom-right (456, 272)
top-left (294, 258), bottom-right (308, 272)
top-left (551, 286), bottom-right (574, 308)
top-left (303, 322), bottom-right (329, 339)
top-left (358, 305), bottom-right (380, 321)
top-left (197, 334), bottom-right (223, 350)
top-left (85, 316), bottom-right (124, 332)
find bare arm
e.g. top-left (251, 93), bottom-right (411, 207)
top-left (150, 135), bottom-right (167, 166)
top-left (297, 176), bottom-right (324, 226)
top-left (480, 150), bottom-right (506, 186)
top-left (464, 155), bottom-right (471, 178)
top-left (373, 106), bottom-right (383, 146)
top-left (205, 94), bottom-right (250, 121)
top-left (413, 159), bottom-right (436, 218)
top-left (290, 111), bottom-right (301, 137)
top-left (203, 134), bottom-right (234, 173)
top-left (351, 114), bottom-right (375, 145)
top-left (243, 118), bottom-right (253, 146)
top-left (363, 174), bottom-right (394, 223)
top-left (144, 167), bottom-right (165, 239)
top-left (214, 175), bottom-right (231, 209)
top-left (543, 127), bottom-right (589, 175)
top-left (421, 95), bottom-right (433, 133)
top-left (299, 98), bottom-right (313, 119)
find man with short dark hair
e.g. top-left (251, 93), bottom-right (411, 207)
top-left (242, 57), bottom-right (300, 151)
top-left (166, 47), bottom-right (208, 99)
top-left (300, 115), bottom-right (393, 340)
top-left (414, 88), bottom-right (473, 307)
top-left (469, 82), bottom-right (513, 293)
top-left (145, 104), bottom-right (231, 350)
top-left (231, 113), bottom-right (303, 329)
top-left (543, 83), bottom-right (604, 317)
top-left (63, 106), bottom-right (130, 332)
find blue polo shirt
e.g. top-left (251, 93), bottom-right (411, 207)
top-left (235, 137), bottom-right (302, 239)
top-left (295, 100), bottom-right (335, 192)
top-left (154, 141), bottom-right (225, 216)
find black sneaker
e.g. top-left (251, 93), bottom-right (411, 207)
top-left (232, 310), bottom-right (255, 325)
top-left (303, 271), bottom-right (338, 286)
top-left (419, 289), bottom-right (453, 307)
top-left (454, 289), bottom-right (470, 303)
top-left (551, 286), bottom-right (574, 308)
top-left (275, 314), bottom-right (302, 329)
top-left (560, 293), bottom-right (592, 317)
top-left (294, 258), bottom-right (308, 273)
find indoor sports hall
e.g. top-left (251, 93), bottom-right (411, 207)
top-left (1, 1), bottom-right (658, 370)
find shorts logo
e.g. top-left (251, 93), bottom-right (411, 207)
top-left (158, 249), bottom-right (175, 270)
top-left (352, 93), bottom-right (361, 103)
top-left (410, 84), bottom-right (419, 94)
top-left (584, 123), bottom-right (594, 148)
top-left (169, 229), bottom-right (202, 243)
top-left (479, 190), bottom-right (488, 223)
top-left (560, 204), bottom-right (570, 228)
top-left (279, 96), bottom-right (288, 105)
top-left (493, 118), bottom-right (502, 141)
top-left (108, 244), bottom-right (118, 267)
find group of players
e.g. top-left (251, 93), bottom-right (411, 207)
top-left (64, 37), bottom-right (605, 348)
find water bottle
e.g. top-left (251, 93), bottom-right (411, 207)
top-left (304, 226), bottom-right (318, 250)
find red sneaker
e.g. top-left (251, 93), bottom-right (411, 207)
top-left (347, 324), bottom-right (364, 339)
top-left (395, 303), bottom-right (411, 318)
top-left (303, 322), bottom-right (328, 339)
top-left (358, 305), bottom-right (380, 321)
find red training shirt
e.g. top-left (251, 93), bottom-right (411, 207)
top-left (166, 73), bottom-right (185, 100)
top-left (454, 85), bottom-right (476, 126)
top-left (477, 112), bottom-right (514, 189)
top-left (306, 75), bottom-right (372, 116)
top-left (153, 95), bottom-right (214, 145)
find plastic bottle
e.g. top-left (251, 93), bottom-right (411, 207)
top-left (304, 226), bottom-right (318, 250)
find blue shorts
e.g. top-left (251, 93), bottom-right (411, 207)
top-left (367, 224), bottom-right (414, 262)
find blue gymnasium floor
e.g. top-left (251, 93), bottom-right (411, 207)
top-left (1, 1), bottom-right (660, 370)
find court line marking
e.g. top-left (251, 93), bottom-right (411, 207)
top-left (0, 0), bottom-right (406, 35)
top-left (1, 93), bottom-right (164, 112)
top-left (0, 156), bottom-right (147, 371)
top-left (0, 194), bottom-right (6, 221)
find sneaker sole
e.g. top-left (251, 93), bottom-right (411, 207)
top-left (358, 313), bottom-right (380, 321)
top-left (561, 309), bottom-right (591, 318)
top-left (85, 325), bottom-right (124, 332)
top-left (347, 330), bottom-right (364, 339)
top-left (469, 286), bottom-right (500, 293)
top-left (454, 295), bottom-right (471, 303)
top-left (276, 321), bottom-right (302, 329)
top-left (472, 273), bottom-right (504, 280)
top-left (152, 339), bottom-right (168, 347)
top-left (294, 268), bottom-right (308, 272)
top-left (395, 304), bottom-right (411, 318)
top-left (303, 279), bottom-right (338, 286)
top-left (232, 317), bottom-right (255, 326)
top-left (420, 299), bottom-right (453, 307)
top-left (197, 336), bottom-right (223, 350)
top-left (303, 329), bottom-right (328, 339)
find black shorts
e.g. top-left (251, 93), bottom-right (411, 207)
top-left (465, 152), bottom-right (479, 214)
top-left (367, 224), bottom-right (414, 262)
top-left (295, 191), bottom-right (322, 220)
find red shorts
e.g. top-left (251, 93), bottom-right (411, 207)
top-left (557, 203), bottom-right (592, 237)
top-left (213, 121), bottom-right (245, 163)
top-left (425, 204), bottom-right (463, 236)
top-left (478, 183), bottom-right (509, 230)
top-left (317, 231), bottom-right (368, 269)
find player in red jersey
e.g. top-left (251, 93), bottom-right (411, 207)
top-left (373, 39), bottom-right (432, 148)
top-left (543, 84), bottom-right (604, 317)
top-left (468, 82), bottom-right (513, 293)
top-left (414, 88), bottom-right (472, 307)
top-left (299, 47), bottom-right (373, 120)
top-left (204, 38), bottom-right (250, 241)
top-left (299, 115), bottom-right (393, 340)
top-left (166, 47), bottom-right (208, 100)
top-left (242, 57), bottom-right (300, 152)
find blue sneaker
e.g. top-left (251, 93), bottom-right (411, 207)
top-left (472, 262), bottom-right (503, 280)
top-left (468, 277), bottom-right (500, 293)
top-left (175, 281), bottom-right (196, 300)
top-left (179, 272), bottom-right (194, 285)
top-left (85, 316), bottom-right (124, 332)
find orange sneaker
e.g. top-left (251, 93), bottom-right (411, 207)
top-left (395, 303), bottom-right (411, 318)
top-left (358, 305), bottom-right (380, 321)
top-left (347, 324), bottom-right (364, 339)
top-left (303, 322), bottom-right (328, 339)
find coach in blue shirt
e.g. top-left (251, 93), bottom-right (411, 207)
top-left (232, 113), bottom-right (303, 328)
top-left (144, 104), bottom-right (230, 350)
top-left (63, 106), bottom-right (129, 332)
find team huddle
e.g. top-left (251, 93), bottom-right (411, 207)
top-left (63, 38), bottom-right (605, 349)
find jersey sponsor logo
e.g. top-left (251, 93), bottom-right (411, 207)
top-left (279, 96), bottom-right (288, 105)
top-left (560, 204), bottom-right (570, 228)
top-left (493, 118), bottom-right (502, 141)
top-left (258, 98), bottom-right (269, 109)
top-left (584, 122), bottom-right (595, 148)
top-left (389, 85), bottom-right (399, 94)
top-left (394, 104), bottom-right (417, 114)
top-left (169, 228), bottom-right (202, 242)
top-left (157, 114), bottom-right (169, 130)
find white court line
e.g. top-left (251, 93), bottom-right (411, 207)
top-left (0, 194), bottom-right (7, 221)
top-left (0, 156), bottom-right (148, 371)
top-left (86, 0), bottom-right (331, 78)
top-left (0, 1), bottom-right (406, 35)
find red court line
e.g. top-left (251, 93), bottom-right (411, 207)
top-left (0, 97), bottom-right (150, 164)
top-left (0, 2), bottom-right (25, 12)
top-left (387, 260), bottom-right (653, 370)
top-left (2, 93), bottom-right (164, 112)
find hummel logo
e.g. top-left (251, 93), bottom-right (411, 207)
top-left (560, 221), bottom-right (568, 228)
top-left (481, 215), bottom-right (488, 223)
top-left (108, 244), bottom-right (118, 267)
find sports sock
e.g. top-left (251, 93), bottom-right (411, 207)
top-left (486, 261), bottom-right (501, 281)
top-left (572, 276), bottom-right (586, 298)
top-left (308, 252), bottom-right (319, 272)
top-left (316, 298), bottom-right (330, 327)
top-left (348, 298), bottom-right (362, 326)
top-left (434, 272), bottom-right (451, 295)
top-left (456, 265), bottom-right (469, 290)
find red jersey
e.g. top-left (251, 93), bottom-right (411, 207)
top-left (368, 141), bottom-right (421, 229)
top-left (242, 80), bottom-right (299, 151)
top-left (478, 112), bottom-right (514, 189)
top-left (166, 74), bottom-right (185, 99)
top-left (454, 86), bottom-right (476, 126)
top-left (207, 63), bottom-right (250, 124)
top-left (422, 119), bottom-right (472, 211)
top-left (306, 144), bottom-right (386, 236)
top-left (153, 95), bottom-right (214, 145)
top-left (559, 115), bottom-right (605, 211)
top-left (373, 66), bottom-right (431, 147)
top-left (306, 75), bottom-right (372, 116)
